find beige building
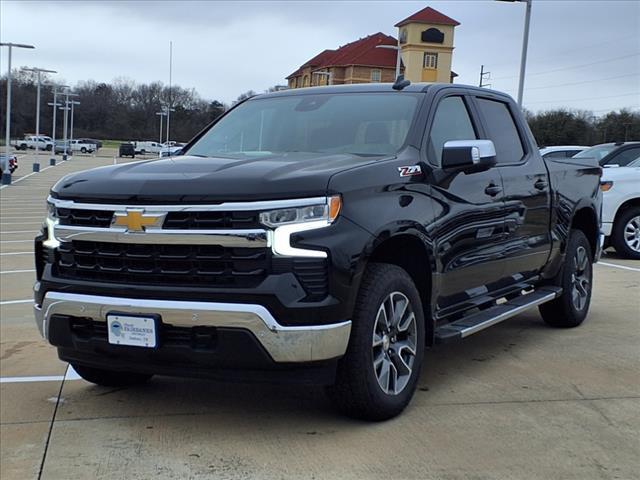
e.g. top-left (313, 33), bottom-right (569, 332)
top-left (287, 6), bottom-right (459, 88)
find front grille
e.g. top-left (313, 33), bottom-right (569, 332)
top-left (68, 317), bottom-right (217, 349)
top-left (55, 240), bottom-right (268, 287)
top-left (163, 211), bottom-right (261, 230)
top-left (57, 208), bottom-right (113, 228)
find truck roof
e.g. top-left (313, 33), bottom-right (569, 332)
top-left (256, 82), bottom-right (512, 100)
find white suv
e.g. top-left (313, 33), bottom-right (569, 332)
top-left (578, 143), bottom-right (640, 259)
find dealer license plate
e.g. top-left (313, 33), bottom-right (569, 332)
top-left (107, 314), bottom-right (157, 348)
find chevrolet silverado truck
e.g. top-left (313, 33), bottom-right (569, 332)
top-left (34, 83), bottom-right (602, 420)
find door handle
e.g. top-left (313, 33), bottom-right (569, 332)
top-left (484, 184), bottom-right (502, 197)
top-left (534, 179), bottom-right (548, 190)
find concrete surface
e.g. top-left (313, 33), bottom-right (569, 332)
top-left (1, 154), bottom-right (639, 479)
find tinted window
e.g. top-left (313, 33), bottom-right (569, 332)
top-left (427, 96), bottom-right (477, 165)
top-left (573, 144), bottom-right (616, 160)
top-left (542, 150), bottom-right (568, 159)
top-left (188, 93), bottom-right (420, 158)
top-left (476, 98), bottom-right (525, 164)
top-left (603, 146), bottom-right (640, 167)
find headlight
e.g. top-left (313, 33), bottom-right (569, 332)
top-left (43, 200), bottom-right (60, 249)
top-left (46, 201), bottom-right (57, 221)
top-left (260, 196), bottom-right (341, 228)
top-left (263, 196), bottom-right (342, 258)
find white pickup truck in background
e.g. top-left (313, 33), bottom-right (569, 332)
top-left (133, 141), bottom-right (163, 155)
top-left (69, 139), bottom-right (97, 153)
top-left (10, 135), bottom-right (54, 151)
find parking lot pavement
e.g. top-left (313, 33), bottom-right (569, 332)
top-left (1, 158), bottom-right (639, 480)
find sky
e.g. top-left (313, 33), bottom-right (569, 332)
top-left (1, 0), bottom-right (639, 114)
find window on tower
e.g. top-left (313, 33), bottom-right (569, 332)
top-left (423, 52), bottom-right (438, 69)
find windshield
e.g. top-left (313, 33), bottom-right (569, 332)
top-left (572, 144), bottom-right (617, 161)
top-left (186, 93), bottom-right (420, 158)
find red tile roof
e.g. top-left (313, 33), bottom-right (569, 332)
top-left (395, 6), bottom-right (460, 27)
top-left (287, 33), bottom-right (399, 79)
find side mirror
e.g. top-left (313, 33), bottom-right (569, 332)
top-left (441, 140), bottom-right (497, 172)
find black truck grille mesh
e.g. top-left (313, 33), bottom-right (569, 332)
top-left (55, 241), bottom-right (269, 287)
top-left (163, 211), bottom-right (261, 229)
top-left (54, 208), bottom-right (261, 230)
top-left (56, 208), bottom-right (113, 228)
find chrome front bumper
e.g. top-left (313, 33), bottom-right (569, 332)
top-left (34, 292), bottom-right (351, 363)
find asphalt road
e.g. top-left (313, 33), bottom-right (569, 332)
top-left (1, 154), bottom-right (639, 480)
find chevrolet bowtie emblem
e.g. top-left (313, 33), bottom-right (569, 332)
top-left (112, 210), bottom-right (165, 232)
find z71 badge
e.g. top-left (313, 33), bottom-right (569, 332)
top-left (398, 165), bottom-right (422, 177)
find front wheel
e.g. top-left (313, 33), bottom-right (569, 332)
top-left (327, 263), bottom-right (425, 421)
top-left (539, 229), bottom-right (593, 328)
top-left (80, 147), bottom-right (87, 153)
top-left (611, 207), bottom-right (640, 260)
top-left (72, 364), bottom-right (153, 387)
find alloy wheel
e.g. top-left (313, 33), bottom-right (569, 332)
top-left (623, 215), bottom-right (640, 253)
top-left (571, 246), bottom-right (591, 311)
top-left (372, 291), bottom-right (417, 395)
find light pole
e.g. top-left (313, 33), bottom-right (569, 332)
top-left (0, 42), bottom-right (35, 162)
top-left (375, 42), bottom-right (402, 80)
top-left (156, 110), bottom-right (167, 144)
top-left (22, 67), bottom-right (57, 161)
top-left (166, 40), bottom-right (174, 147)
top-left (496, 0), bottom-right (532, 107)
top-left (60, 92), bottom-right (78, 159)
top-left (69, 100), bottom-right (80, 144)
top-left (48, 85), bottom-right (69, 161)
top-left (164, 105), bottom-right (175, 146)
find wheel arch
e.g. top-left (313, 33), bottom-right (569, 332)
top-left (364, 232), bottom-right (436, 345)
top-left (570, 205), bottom-right (599, 260)
top-left (612, 197), bottom-right (640, 227)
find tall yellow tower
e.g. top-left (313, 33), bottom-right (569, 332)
top-left (395, 6), bottom-right (460, 83)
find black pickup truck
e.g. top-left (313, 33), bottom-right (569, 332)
top-left (35, 83), bottom-right (602, 420)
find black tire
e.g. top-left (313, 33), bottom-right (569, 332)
top-left (611, 207), bottom-right (640, 260)
top-left (140, 149), bottom-right (146, 155)
top-left (327, 263), bottom-right (425, 421)
top-left (80, 147), bottom-right (87, 153)
top-left (72, 364), bottom-right (153, 387)
top-left (539, 230), bottom-right (593, 328)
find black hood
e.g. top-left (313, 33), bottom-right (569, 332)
top-left (51, 153), bottom-right (384, 203)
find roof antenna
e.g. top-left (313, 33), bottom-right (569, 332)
top-left (392, 74), bottom-right (410, 91)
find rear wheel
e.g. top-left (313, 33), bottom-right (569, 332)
top-left (80, 147), bottom-right (87, 153)
top-left (327, 263), bottom-right (425, 421)
top-left (72, 364), bottom-right (153, 387)
top-left (539, 229), bottom-right (593, 328)
top-left (611, 207), bottom-right (640, 260)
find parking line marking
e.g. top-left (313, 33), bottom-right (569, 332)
top-left (0, 375), bottom-right (65, 383)
top-left (1, 222), bottom-right (43, 225)
top-left (0, 299), bottom-right (32, 305)
top-left (0, 230), bottom-right (38, 234)
top-left (597, 261), bottom-right (640, 273)
top-left (0, 165), bottom-right (55, 190)
top-left (0, 239), bottom-right (33, 243)
top-left (0, 251), bottom-right (32, 256)
top-left (0, 366), bottom-right (81, 384)
top-left (0, 269), bottom-right (35, 274)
